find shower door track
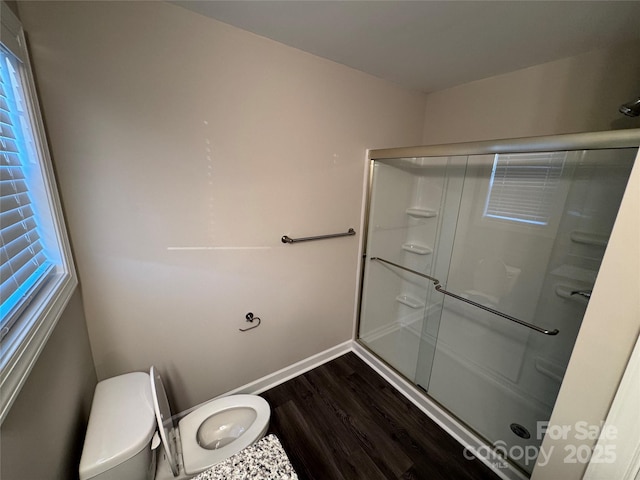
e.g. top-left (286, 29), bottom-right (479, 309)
top-left (369, 256), bottom-right (559, 336)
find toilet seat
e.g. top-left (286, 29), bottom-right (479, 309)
top-left (150, 367), bottom-right (180, 476)
top-left (149, 367), bottom-right (270, 476)
top-left (179, 395), bottom-right (270, 474)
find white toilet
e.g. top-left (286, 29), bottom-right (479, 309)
top-left (79, 367), bottom-right (270, 480)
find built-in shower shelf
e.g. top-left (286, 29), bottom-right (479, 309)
top-left (535, 357), bottom-right (565, 383)
top-left (406, 207), bottom-right (437, 218)
top-left (555, 285), bottom-right (589, 302)
top-left (550, 264), bottom-right (597, 283)
top-left (401, 243), bottom-right (433, 255)
top-left (395, 294), bottom-right (425, 309)
top-left (570, 231), bottom-right (608, 247)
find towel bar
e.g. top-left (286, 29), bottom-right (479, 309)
top-left (281, 228), bottom-right (355, 244)
top-left (370, 256), bottom-right (559, 336)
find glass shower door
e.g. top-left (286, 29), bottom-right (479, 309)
top-left (419, 148), bottom-right (636, 474)
top-left (359, 145), bottom-right (637, 475)
top-left (359, 156), bottom-right (466, 382)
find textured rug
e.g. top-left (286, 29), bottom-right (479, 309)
top-left (191, 434), bottom-right (298, 480)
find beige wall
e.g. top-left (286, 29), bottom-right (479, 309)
top-left (422, 41), bottom-right (640, 145)
top-left (0, 289), bottom-right (97, 480)
top-left (18, 1), bottom-right (426, 411)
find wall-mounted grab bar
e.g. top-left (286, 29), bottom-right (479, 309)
top-left (282, 228), bottom-right (356, 244)
top-left (369, 256), bottom-right (559, 336)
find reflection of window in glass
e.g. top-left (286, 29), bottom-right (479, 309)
top-left (484, 152), bottom-right (567, 226)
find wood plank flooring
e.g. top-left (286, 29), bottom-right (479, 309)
top-left (260, 352), bottom-right (501, 480)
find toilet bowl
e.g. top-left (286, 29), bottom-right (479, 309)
top-left (79, 368), bottom-right (270, 480)
top-left (150, 366), bottom-right (270, 477)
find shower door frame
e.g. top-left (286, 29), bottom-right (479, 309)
top-left (355, 128), bottom-right (640, 480)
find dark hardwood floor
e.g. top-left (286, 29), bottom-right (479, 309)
top-left (260, 352), bottom-right (501, 480)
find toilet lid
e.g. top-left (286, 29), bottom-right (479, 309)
top-left (149, 366), bottom-right (180, 476)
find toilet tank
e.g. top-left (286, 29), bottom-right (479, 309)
top-left (80, 372), bottom-right (157, 480)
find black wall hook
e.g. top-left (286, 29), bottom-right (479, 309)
top-left (239, 312), bottom-right (261, 332)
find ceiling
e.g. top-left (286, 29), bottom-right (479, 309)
top-left (176, 1), bottom-right (640, 93)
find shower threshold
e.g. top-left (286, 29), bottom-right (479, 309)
top-left (353, 340), bottom-right (530, 480)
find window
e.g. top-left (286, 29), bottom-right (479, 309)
top-left (484, 152), bottom-right (567, 226)
top-left (1, 40), bottom-right (56, 337)
top-left (0, 2), bottom-right (76, 422)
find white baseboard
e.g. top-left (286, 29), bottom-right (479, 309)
top-left (220, 340), bottom-right (354, 397)
top-left (175, 340), bottom-right (353, 421)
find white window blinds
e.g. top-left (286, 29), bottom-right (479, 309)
top-left (0, 2), bottom-right (76, 424)
top-left (0, 48), bottom-right (53, 339)
top-left (484, 152), bottom-right (567, 225)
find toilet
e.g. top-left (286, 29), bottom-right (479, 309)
top-left (79, 367), bottom-right (270, 480)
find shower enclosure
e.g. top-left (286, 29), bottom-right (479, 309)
top-left (357, 130), bottom-right (639, 475)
